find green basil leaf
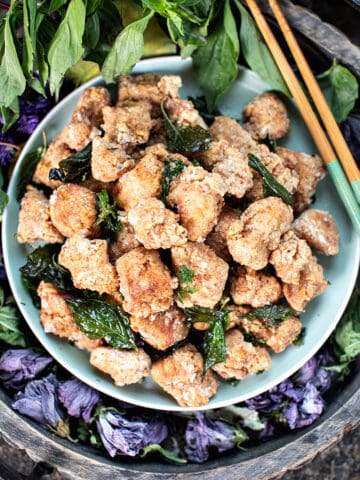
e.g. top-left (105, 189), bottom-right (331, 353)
top-left (0, 98), bottom-right (20, 133)
top-left (48, 142), bottom-right (92, 183)
top-left (22, 0), bottom-right (37, 80)
top-left (48, 0), bottom-right (86, 96)
top-left (0, 303), bottom-right (26, 347)
top-left (140, 444), bottom-right (187, 463)
top-left (95, 189), bottom-right (123, 241)
top-left (333, 288), bottom-right (360, 364)
top-left (83, 12), bottom-right (101, 51)
top-left (101, 10), bottom-right (154, 84)
top-left (235, 1), bottom-right (290, 97)
top-left (84, 0), bottom-right (102, 15)
top-left (48, 0), bottom-right (68, 13)
top-left (16, 146), bottom-right (44, 201)
top-left (65, 296), bottom-right (137, 349)
top-left (0, 8), bottom-right (26, 108)
top-left (241, 302), bottom-right (296, 328)
top-left (160, 158), bottom-right (185, 202)
top-left (317, 60), bottom-right (359, 123)
top-left (248, 153), bottom-right (293, 206)
top-left (192, 0), bottom-right (239, 111)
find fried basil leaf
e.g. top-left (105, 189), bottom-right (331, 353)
top-left (177, 264), bottom-right (197, 303)
top-left (16, 146), bottom-right (44, 201)
top-left (65, 296), bottom-right (137, 349)
top-left (48, 142), bottom-right (92, 183)
top-left (248, 153), bottom-right (293, 206)
top-left (188, 95), bottom-right (221, 125)
top-left (160, 158), bottom-right (185, 202)
top-left (95, 189), bottom-right (123, 241)
top-left (241, 303), bottom-right (296, 328)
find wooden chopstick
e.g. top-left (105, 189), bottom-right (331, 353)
top-left (245, 0), bottom-right (360, 236)
top-left (268, 0), bottom-right (360, 204)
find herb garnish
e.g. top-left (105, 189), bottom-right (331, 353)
top-left (65, 296), bottom-right (137, 350)
top-left (48, 142), bottom-right (92, 183)
top-left (0, 286), bottom-right (26, 347)
top-left (292, 327), bottom-right (306, 347)
top-left (177, 264), bottom-right (197, 303)
top-left (16, 146), bottom-right (44, 201)
top-left (160, 159), bottom-right (185, 203)
top-left (248, 153), bottom-right (293, 206)
top-left (95, 189), bottom-right (123, 241)
top-left (241, 304), bottom-right (296, 329)
top-left (161, 102), bottom-right (211, 155)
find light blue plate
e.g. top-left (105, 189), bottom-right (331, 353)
top-left (3, 56), bottom-right (360, 411)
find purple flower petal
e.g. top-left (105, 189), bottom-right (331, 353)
top-left (293, 357), bottom-right (317, 385)
top-left (283, 402), bottom-right (299, 429)
top-left (58, 377), bottom-right (100, 422)
top-left (141, 414), bottom-right (168, 445)
top-left (12, 373), bottom-right (65, 428)
top-left (300, 383), bottom-right (325, 416)
top-left (0, 349), bottom-right (52, 390)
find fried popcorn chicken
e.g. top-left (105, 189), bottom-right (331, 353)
top-left (112, 148), bottom-right (164, 210)
top-left (164, 97), bottom-right (208, 128)
top-left (167, 165), bottom-right (226, 242)
top-left (269, 230), bottom-right (313, 285)
top-left (108, 211), bottom-right (141, 262)
top-left (116, 247), bottom-right (176, 317)
top-left (230, 266), bottom-right (282, 308)
top-left (37, 281), bottom-right (101, 351)
top-left (243, 92), bottom-right (290, 140)
top-left (206, 206), bottom-right (240, 262)
top-left (171, 242), bottom-right (229, 309)
top-left (277, 147), bottom-right (326, 212)
top-left (151, 344), bottom-right (219, 407)
top-left (227, 197), bottom-right (293, 270)
top-left (33, 134), bottom-right (75, 189)
top-left (293, 209), bottom-right (339, 256)
top-left (90, 346), bottom-right (151, 386)
top-left (130, 305), bottom-right (189, 351)
top-left (212, 329), bottom-right (271, 380)
top-left (49, 184), bottom-right (98, 238)
top-left (91, 136), bottom-right (134, 182)
top-left (59, 236), bottom-right (119, 294)
top-left (209, 116), bottom-right (257, 153)
top-left (17, 186), bottom-right (63, 244)
top-left (102, 101), bottom-right (152, 145)
top-left (128, 198), bottom-right (187, 249)
top-left (283, 258), bottom-right (328, 312)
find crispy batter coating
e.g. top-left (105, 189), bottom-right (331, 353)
top-left (167, 165), bottom-right (226, 242)
top-left (164, 97), bottom-right (207, 128)
top-left (59, 236), bottom-right (119, 294)
top-left (151, 344), bottom-right (219, 407)
top-left (108, 212), bottom-right (141, 262)
top-left (37, 281), bottom-right (101, 351)
top-left (269, 230), bottom-right (313, 285)
top-left (49, 184), bottom-right (98, 238)
top-left (118, 74), bottom-right (181, 107)
top-left (90, 346), bottom-right (151, 386)
top-left (128, 198), bottom-right (187, 249)
top-left (171, 242), bottom-right (229, 309)
top-left (293, 209), bottom-right (339, 256)
top-left (17, 185), bottom-right (64, 244)
top-left (230, 266), bottom-right (282, 308)
top-left (210, 116), bottom-right (257, 153)
top-left (33, 134), bottom-right (74, 189)
top-left (130, 305), bottom-right (189, 350)
top-left (227, 197), bottom-right (293, 270)
top-left (243, 92), bottom-right (290, 140)
top-left (91, 136), bottom-right (134, 182)
top-left (277, 147), bottom-right (326, 212)
top-left (102, 101), bottom-right (152, 145)
top-left (112, 148), bottom-right (164, 210)
top-left (206, 206), bottom-right (240, 262)
top-left (116, 247), bottom-right (176, 317)
top-left (212, 329), bottom-right (271, 380)
top-left (283, 258), bottom-right (328, 312)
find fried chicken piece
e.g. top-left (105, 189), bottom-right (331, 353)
top-left (91, 136), bottom-right (134, 182)
top-left (206, 206), bottom-right (241, 262)
top-left (116, 247), bottom-right (176, 317)
top-left (59, 236), bottom-right (119, 295)
top-left (227, 197), bottom-right (293, 270)
top-left (283, 258), bottom-right (328, 312)
top-left (130, 305), bottom-right (189, 351)
top-left (171, 242), bottom-right (229, 309)
top-left (212, 329), bottom-right (271, 380)
top-left (243, 92), bottom-right (290, 140)
top-left (112, 148), bottom-right (164, 210)
top-left (164, 97), bottom-right (207, 128)
top-left (90, 346), bottom-right (151, 386)
top-left (17, 186), bottom-right (64, 244)
top-left (230, 266), bottom-right (282, 308)
top-left (49, 184), bottom-right (98, 238)
top-left (108, 212), bottom-right (141, 262)
top-left (33, 134), bottom-right (75, 189)
top-left (292, 209), bottom-right (339, 256)
top-left (37, 281), bottom-right (101, 351)
top-left (209, 116), bottom-right (257, 153)
top-left (167, 165), bottom-right (226, 242)
top-left (269, 230), bottom-right (313, 285)
top-left (151, 344), bottom-right (219, 407)
top-left (102, 101), bottom-right (152, 145)
top-left (277, 147), bottom-right (326, 212)
top-left (128, 198), bottom-right (187, 249)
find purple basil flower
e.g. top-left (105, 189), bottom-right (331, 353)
top-left (0, 133), bottom-right (17, 166)
top-left (96, 411), bottom-right (147, 457)
top-left (12, 373), bottom-right (65, 428)
top-left (301, 383), bottom-right (325, 416)
top-left (283, 402), bottom-right (299, 429)
top-left (0, 349), bottom-right (52, 390)
top-left (142, 414), bottom-right (168, 445)
top-left (293, 357), bottom-right (317, 385)
top-left (341, 113), bottom-right (360, 166)
top-left (184, 413), bottom-right (237, 463)
top-left (58, 377), bottom-right (100, 422)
